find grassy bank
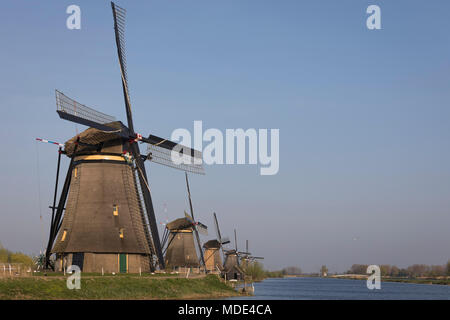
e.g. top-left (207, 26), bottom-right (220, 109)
top-left (0, 274), bottom-right (239, 300)
top-left (380, 277), bottom-right (450, 285)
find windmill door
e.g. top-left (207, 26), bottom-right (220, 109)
top-left (72, 253), bottom-right (84, 271)
top-left (119, 254), bottom-right (127, 273)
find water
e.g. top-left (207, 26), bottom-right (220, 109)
top-left (228, 277), bottom-right (450, 300)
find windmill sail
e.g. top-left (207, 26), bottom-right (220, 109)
top-left (146, 142), bottom-right (205, 175)
top-left (111, 1), bottom-right (165, 269)
top-left (56, 90), bottom-right (119, 132)
top-left (185, 173), bottom-right (206, 267)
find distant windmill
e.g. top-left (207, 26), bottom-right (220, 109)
top-left (240, 240), bottom-right (264, 268)
top-left (223, 229), bottom-right (244, 280)
top-left (162, 216), bottom-right (205, 270)
top-left (203, 212), bottom-right (230, 272)
top-left (43, 2), bottom-right (204, 273)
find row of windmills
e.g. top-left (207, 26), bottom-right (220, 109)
top-left (39, 2), bottom-right (263, 278)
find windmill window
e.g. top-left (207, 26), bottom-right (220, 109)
top-left (113, 205), bottom-right (119, 216)
top-left (119, 228), bottom-right (124, 239)
top-left (61, 230), bottom-right (67, 242)
top-left (74, 168), bottom-right (78, 178)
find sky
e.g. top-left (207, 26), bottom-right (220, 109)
top-left (0, 0), bottom-right (450, 273)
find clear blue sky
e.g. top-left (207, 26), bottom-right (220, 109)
top-left (1, 0), bottom-right (449, 272)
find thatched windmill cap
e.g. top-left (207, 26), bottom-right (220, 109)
top-left (166, 217), bottom-right (193, 231)
top-left (64, 121), bottom-right (127, 156)
top-left (203, 239), bottom-right (220, 249)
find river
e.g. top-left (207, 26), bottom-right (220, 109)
top-left (227, 277), bottom-right (450, 300)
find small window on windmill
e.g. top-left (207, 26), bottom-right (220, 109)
top-left (119, 228), bottom-right (124, 239)
top-left (113, 204), bottom-right (119, 216)
top-left (74, 168), bottom-right (78, 178)
top-left (61, 229), bottom-right (67, 242)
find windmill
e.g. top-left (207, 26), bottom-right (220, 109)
top-left (43, 2), bottom-right (204, 272)
top-left (239, 240), bottom-right (264, 269)
top-left (162, 213), bottom-right (207, 270)
top-left (203, 212), bottom-right (230, 272)
top-left (223, 229), bottom-right (244, 280)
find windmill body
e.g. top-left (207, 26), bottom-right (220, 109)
top-left (203, 240), bottom-right (223, 273)
top-left (51, 125), bottom-right (153, 273)
top-left (223, 250), bottom-right (243, 280)
top-left (203, 212), bottom-right (229, 273)
top-left (222, 229), bottom-right (244, 280)
top-left (164, 218), bottom-right (200, 270)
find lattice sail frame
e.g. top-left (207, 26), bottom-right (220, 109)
top-left (55, 90), bottom-right (116, 125)
top-left (146, 143), bottom-right (205, 175)
top-left (111, 3), bottom-right (131, 99)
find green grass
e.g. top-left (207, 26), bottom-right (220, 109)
top-left (0, 274), bottom-right (238, 300)
top-left (31, 271), bottom-right (180, 278)
top-left (381, 277), bottom-right (450, 286)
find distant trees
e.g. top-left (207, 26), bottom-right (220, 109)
top-left (0, 243), bottom-right (34, 267)
top-left (348, 264), bottom-right (368, 275)
top-left (347, 262), bottom-right (450, 278)
top-left (282, 266), bottom-right (302, 275)
top-left (242, 261), bottom-right (266, 281)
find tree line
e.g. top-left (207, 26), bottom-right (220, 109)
top-left (0, 243), bottom-right (34, 267)
top-left (347, 262), bottom-right (450, 278)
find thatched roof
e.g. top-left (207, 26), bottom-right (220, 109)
top-left (203, 239), bottom-right (220, 249)
top-left (64, 121), bottom-right (127, 156)
top-left (166, 217), bottom-right (193, 231)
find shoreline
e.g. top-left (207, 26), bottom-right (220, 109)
top-left (263, 275), bottom-right (450, 286)
top-left (329, 275), bottom-right (450, 286)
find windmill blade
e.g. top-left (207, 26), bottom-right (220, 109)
top-left (111, 2), bottom-right (134, 132)
top-left (184, 210), bottom-right (194, 223)
top-left (55, 90), bottom-right (119, 132)
top-left (196, 222), bottom-right (208, 236)
top-left (221, 237), bottom-right (230, 245)
top-left (146, 140), bottom-right (204, 175)
top-left (185, 173), bottom-right (206, 267)
top-left (111, 2), bottom-right (164, 270)
top-left (213, 213), bottom-right (222, 243)
top-left (184, 211), bottom-right (208, 235)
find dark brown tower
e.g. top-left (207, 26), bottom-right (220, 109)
top-left (52, 125), bottom-right (153, 273)
top-left (164, 218), bottom-right (200, 269)
top-left (223, 250), bottom-right (243, 280)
